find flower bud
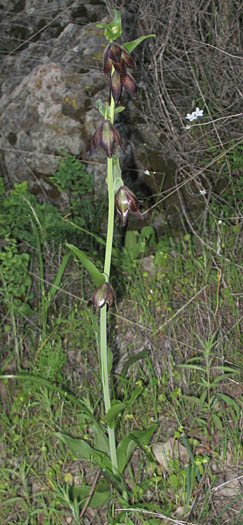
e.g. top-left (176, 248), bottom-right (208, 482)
top-left (88, 282), bottom-right (115, 313)
top-left (121, 72), bottom-right (136, 98)
top-left (110, 70), bottom-right (122, 103)
top-left (110, 70), bottom-right (136, 103)
top-left (115, 186), bottom-right (143, 226)
top-left (103, 43), bottom-right (136, 76)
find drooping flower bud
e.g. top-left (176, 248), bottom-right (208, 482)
top-left (88, 282), bottom-right (115, 313)
top-left (115, 186), bottom-right (143, 226)
top-left (110, 69), bottom-right (122, 103)
top-left (121, 72), bottom-right (136, 99)
top-left (103, 43), bottom-right (136, 76)
top-left (103, 44), bottom-right (122, 75)
top-left (89, 120), bottom-right (125, 158)
top-left (110, 70), bottom-right (136, 103)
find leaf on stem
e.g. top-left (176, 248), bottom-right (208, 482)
top-left (66, 243), bottom-right (105, 286)
top-left (123, 34), bottom-right (156, 54)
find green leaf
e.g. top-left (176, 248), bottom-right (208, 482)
top-left (124, 230), bottom-right (139, 259)
top-left (117, 435), bottom-right (137, 474)
top-left (47, 252), bottom-right (71, 305)
top-left (93, 423), bottom-right (109, 455)
top-left (66, 243), bottom-right (105, 286)
top-left (211, 365), bottom-right (240, 374)
top-left (216, 393), bottom-right (241, 414)
top-left (71, 481), bottom-right (110, 508)
top-left (106, 386), bottom-right (143, 430)
top-left (56, 432), bottom-right (95, 460)
top-left (211, 413), bottom-right (223, 431)
top-left (96, 99), bottom-right (107, 117)
top-left (55, 432), bottom-right (113, 472)
top-left (129, 385), bottom-right (143, 404)
top-left (114, 106), bottom-right (125, 114)
top-left (177, 364), bottom-right (205, 372)
top-left (120, 350), bottom-right (148, 378)
top-left (137, 225), bottom-right (156, 254)
top-left (123, 34), bottom-right (156, 54)
top-left (106, 401), bottom-right (127, 429)
top-left (117, 424), bottom-right (157, 473)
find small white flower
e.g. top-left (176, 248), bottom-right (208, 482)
top-left (218, 220), bottom-right (222, 225)
top-left (185, 107), bottom-right (203, 122)
top-left (144, 169), bottom-right (150, 175)
top-left (200, 188), bottom-right (206, 195)
top-left (195, 107), bottom-right (203, 117)
top-left (186, 113), bottom-right (196, 122)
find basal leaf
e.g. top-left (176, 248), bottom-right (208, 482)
top-left (129, 424), bottom-right (157, 450)
top-left (117, 424), bottom-right (157, 473)
top-left (55, 432), bottom-right (112, 472)
top-left (71, 481), bottom-right (110, 507)
top-left (117, 435), bottom-right (137, 474)
top-left (56, 432), bottom-right (95, 460)
top-left (93, 423), bottom-right (109, 454)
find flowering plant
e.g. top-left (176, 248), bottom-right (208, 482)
top-left (58, 9), bottom-right (156, 513)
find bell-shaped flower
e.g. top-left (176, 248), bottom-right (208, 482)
top-left (103, 43), bottom-right (136, 76)
top-left (115, 186), bottom-right (143, 226)
top-left (88, 282), bottom-right (115, 313)
top-left (121, 72), bottom-right (136, 99)
top-left (110, 69), bottom-right (122, 103)
top-left (110, 70), bottom-right (136, 103)
top-left (89, 119), bottom-right (125, 158)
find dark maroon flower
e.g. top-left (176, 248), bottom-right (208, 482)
top-left (89, 119), bottom-right (125, 158)
top-left (110, 70), bottom-right (122, 103)
top-left (103, 43), bottom-right (135, 76)
top-left (110, 70), bottom-right (136, 103)
top-left (121, 72), bottom-right (136, 99)
top-left (115, 186), bottom-right (143, 226)
top-left (88, 282), bottom-right (115, 313)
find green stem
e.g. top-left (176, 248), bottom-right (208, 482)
top-left (100, 93), bottom-right (118, 474)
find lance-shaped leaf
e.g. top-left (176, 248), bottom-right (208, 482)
top-left (117, 424), bottom-right (157, 474)
top-left (123, 34), bottom-right (156, 54)
top-left (55, 432), bottom-right (113, 472)
top-left (66, 243), bottom-right (105, 286)
top-left (106, 400), bottom-right (128, 429)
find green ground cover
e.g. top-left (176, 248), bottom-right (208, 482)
top-left (0, 153), bottom-right (242, 524)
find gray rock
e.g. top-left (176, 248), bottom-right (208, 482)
top-left (0, 14), bottom-right (112, 197)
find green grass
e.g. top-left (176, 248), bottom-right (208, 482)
top-left (0, 162), bottom-right (242, 524)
